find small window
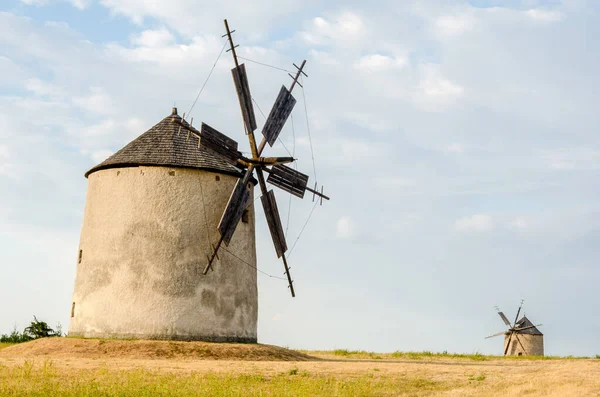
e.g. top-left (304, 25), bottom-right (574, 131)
top-left (71, 302), bottom-right (76, 318)
top-left (518, 352), bottom-right (523, 356)
top-left (78, 250), bottom-right (82, 264)
top-left (215, 175), bottom-right (220, 181)
top-left (242, 209), bottom-right (249, 223)
top-left (168, 170), bottom-right (175, 176)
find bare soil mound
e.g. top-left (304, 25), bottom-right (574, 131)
top-left (0, 338), bottom-right (316, 361)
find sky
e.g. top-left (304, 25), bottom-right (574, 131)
top-left (1, 0), bottom-right (599, 356)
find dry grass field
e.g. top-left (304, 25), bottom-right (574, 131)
top-left (1, 339), bottom-right (599, 396)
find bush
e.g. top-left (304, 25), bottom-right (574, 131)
top-left (0, 316), bottom-right (62, 344)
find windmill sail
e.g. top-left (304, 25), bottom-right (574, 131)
top-left (267, 165), bottom-right (309, 198)
top-left (498, 312), bottom-right (511, 327)
top-left (232, 64), bottom-right (257, 132)
top-left (200, 123), bottom-right (239, 163)
top-left (261, 190), bottom-right (287, 258)
top-left (218, 176), bottom-right (251, 245)
top-left (261, 85), bottom-right (296, 146)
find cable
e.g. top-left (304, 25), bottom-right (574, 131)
top-left (237, 56), bottom-right (293, 74)
top-left (221, 246), bottom-right (287, 280)
top-left (250, 96), bottom-right (293, 157)
top-left (187, 39), bottom-right (228, 119)
top-left (300, 75), bottom-right (318, 184)
top-left (285, 114), bottom-right (297, 237)
top-left (287, 199), bottom-right (319, 259)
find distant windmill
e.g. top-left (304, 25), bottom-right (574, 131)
top-left (486, 301), bottom-right (544, 356)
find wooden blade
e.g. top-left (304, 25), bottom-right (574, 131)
top-left (218, 174), bottom-right (252, 245)
top-left (514, 333), bottom-right (528, 355)
top-left (485, 331), bottom-right (506, 339)
top-left (266, 164), bottom-right (309, 199)
top-left (281, 253), bottom-right (295, 298)
top-left (200, 123), bottom-right (239, 164)
top-left (513, 324), bottom-right (539, 332)
top-left (504, 332), bottom-right (513, 356)
top-left (261, 85), bottom-right (296, 146)
top-left (232, 64), bottom-right (257, 132)
top-left (498, 312), bottom-right (511, 327)
top-left (513, 306), bottom-right (522, 327)
top-left (261, 190), bottom-right (287, 258)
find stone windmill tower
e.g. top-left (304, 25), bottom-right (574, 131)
top-left (68, 108), bottom-right (259, 342)
top-left (486, 302), bottom-right (544, 356)
top-left (68, 20), bottom-right (328, 342)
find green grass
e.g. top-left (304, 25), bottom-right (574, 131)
top-left (309, 349), bottom-right (593, 361)
top-left (0, 343), bottom-right (15, 350)
top-left (0, 359), bottom-right (457, 397)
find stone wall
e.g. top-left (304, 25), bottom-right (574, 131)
top-left (504, 334), bottom-right (544, 356)
top-left (68, 166), bottom-right (257, 342)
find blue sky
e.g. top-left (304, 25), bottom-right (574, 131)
top-left (1, 0), bottom-right (599, 356)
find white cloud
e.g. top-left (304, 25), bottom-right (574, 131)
top-left (443, 143), bottom-right (465, 154)
top-left (130, 28), bottom-right (175, 48)
top-left (301, 12), bottom-right (365, 46)
top-left (511, 217), bottom-right (528, 230)
top-left (91, 150), bottom-right (114, 164)
top-left (455, 214), bottom-right (494, 232)
top-left (526, 9), bottom-right (563, 23)
top-left (414, 64), bottom-right (464, 110)
top-left (354, 54), bottom-right (406, 73)
top-left (541, 148), bottom-right (600, 170)
top-left (72, 87), bottom-right (115, 115)
top-left (24, 78), bottom-right (65, 98)
top-left (336, 216), bottom-right (356, 240)
top-left (434, 14), bottom-right (474, 37)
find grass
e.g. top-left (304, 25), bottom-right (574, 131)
top-left (0, 359), bottom-right (456, 397)
top-left (0, 343), bottom-right (15, 350)
top-left (311, 349), bottom-right (594, 361)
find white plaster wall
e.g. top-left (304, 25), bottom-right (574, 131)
top-left (68, 166), bottom-right (257, 342)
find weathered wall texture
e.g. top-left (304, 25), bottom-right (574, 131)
top-left (68, 166), bottom-right (257, 342)
top-left (504, 334), bottom-right (544, 356)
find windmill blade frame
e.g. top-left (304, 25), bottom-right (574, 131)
top-left (504, 332), bottom-right (513, 356)
top-left (498, 312), bottom-right (511, 327)
top-left (485, 331), bottom-right (506, 339)
top-left (513, 333), bottom-right (528, 355)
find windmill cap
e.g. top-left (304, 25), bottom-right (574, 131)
top-left (84, 108), bottom-right (244, 178)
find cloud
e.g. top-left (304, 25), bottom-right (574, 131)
top-left (433, 14), bottom-right (475, 37)
top-left (336, 216), bottom-right (356, 240)
top-left (455, 214), bottom-right (494, 232)
top-left (510, 217), bottom-right (528, 230)
top-left (354, 54), bottom-right (407, 73)
top-left (540, 148), bottom-right (600, 170)
top-left (72, 87), bottom-right (116, 115)
top-left (300, 12), bottom-right (365, 46)
top-left (130, 28), bottom-right (175, 48)
top-left (525, 9), bottom-right (563, 23)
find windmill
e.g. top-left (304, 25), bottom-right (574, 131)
top-left (195, 20), bottom-right (329, 297)
top-left (486, 301), bottom-right (545, 356)
top-left (68, 19), bottom-right (329, 342)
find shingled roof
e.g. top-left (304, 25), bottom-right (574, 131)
top-left (516, 316), bottom-right (543, 335)
top-left (85, 108), bottom-right (243, 178)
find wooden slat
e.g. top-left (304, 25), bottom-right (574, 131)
top-left (232, 64), bottom-right (257, 132)
top-left (266, 165), bottom-right (309, 198)
top-left (261, 86), bottom-right (296, 146)
top-left (218, 175), bottom-right (251, 245)
top-left (261, 190), bottom-right (287, 258)
top-left (200, 123), bottom-right (240, 164)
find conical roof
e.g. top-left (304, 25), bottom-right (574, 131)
top-left (85, 108), bottom-right (242, 178)
top-left (515, 316), bottom-right (543, 335)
